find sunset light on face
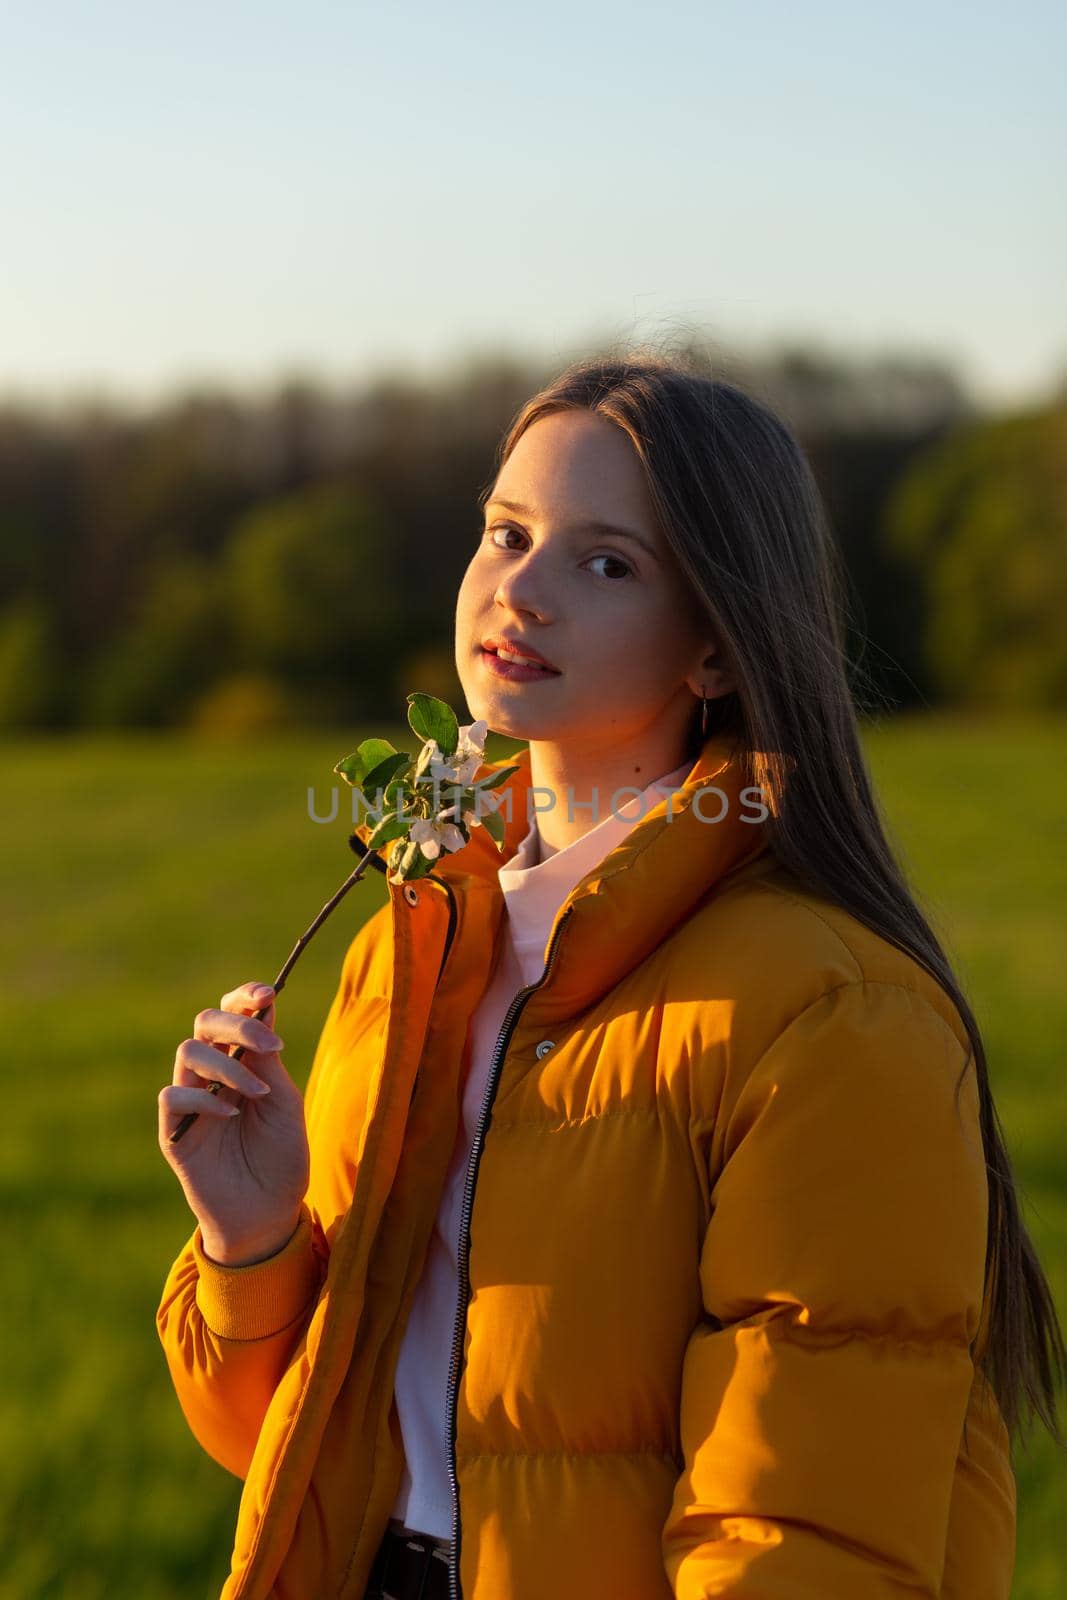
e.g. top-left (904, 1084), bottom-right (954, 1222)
top-left (456, 410), bottom-right (719, 759)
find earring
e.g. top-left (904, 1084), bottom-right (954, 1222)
top-left (701, 687), bottom-right (709, 738)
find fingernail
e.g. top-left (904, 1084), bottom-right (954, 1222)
top-left (253, 985), bottom-right (274, 999)
top-left (250, 1082), bottom-right (271, 1096)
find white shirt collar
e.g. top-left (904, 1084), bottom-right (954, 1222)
top-left (497, 756), bottom-right (693, 951)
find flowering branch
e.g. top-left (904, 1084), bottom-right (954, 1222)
top-left (168, 693), bottom-right (517, 1144)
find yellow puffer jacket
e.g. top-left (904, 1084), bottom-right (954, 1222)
top-left (157, 733), bottom-right (1016, 1599)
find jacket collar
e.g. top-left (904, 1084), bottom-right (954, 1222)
top-left (354, 732), bottom-right (776, 1023)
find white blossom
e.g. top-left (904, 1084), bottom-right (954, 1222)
top-left (426, 720), bottom-right (489, 788)
top-left (408, 815), bottom-right (467, 861)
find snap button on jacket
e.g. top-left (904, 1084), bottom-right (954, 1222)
top-left (156, 734), bottom-right (1016, 1599)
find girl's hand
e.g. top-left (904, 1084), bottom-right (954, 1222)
top-left (157, 982), bottom-right (310, 1266)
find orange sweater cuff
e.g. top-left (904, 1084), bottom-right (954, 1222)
top-left (192, 1204), bottom-right (321, 1342)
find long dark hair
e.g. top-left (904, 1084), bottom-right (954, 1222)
top-left (480, 347), bottom-right (1064, 1457)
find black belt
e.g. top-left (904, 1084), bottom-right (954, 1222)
top-left (365, 1523), bottom-right (451, 1600)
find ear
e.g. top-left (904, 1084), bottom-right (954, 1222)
top-left (686, 643), bottom-right (736, 701)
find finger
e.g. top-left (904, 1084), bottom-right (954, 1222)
top-left (221, 983), bottom-right (277, 1028)
top-left (174, 1038), bottom-right (273, 1100)
top-left (192, 1007), bottom-right (284, 1058)
top-left (222, 995), bottom-right (276, 1032)
top-left (158, 1083), bottom-right (241, 1128)
top-left (171, 1049), bottom-right (241, 1101)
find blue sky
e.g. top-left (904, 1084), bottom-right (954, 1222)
top-left (1, 0), bottom-right (1063, 410)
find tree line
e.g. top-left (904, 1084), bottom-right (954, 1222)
top-left (0, 339), bottom-right (1062, 733)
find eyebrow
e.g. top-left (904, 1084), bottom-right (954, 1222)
top-left (483, 497), bottom-right (661, 564)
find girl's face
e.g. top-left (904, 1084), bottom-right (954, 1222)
top-left (455, 409), bottom-right (726, 756)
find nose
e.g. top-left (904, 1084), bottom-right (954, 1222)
top-left (492, 547), bottom-right (554, 621)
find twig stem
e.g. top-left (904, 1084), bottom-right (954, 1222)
top-left (168, 849), bottom-right (379, 1145)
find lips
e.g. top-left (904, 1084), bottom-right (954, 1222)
top-left (480, 636), bottom-right (561, 672)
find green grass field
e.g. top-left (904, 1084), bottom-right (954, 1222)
top-left (1, 715), bottom-right (1063, 1598)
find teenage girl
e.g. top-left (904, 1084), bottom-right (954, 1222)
top-left (157, 355), bottom-right (1063, 1600)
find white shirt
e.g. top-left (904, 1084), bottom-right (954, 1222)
top-left (388, 756), bottom-right (694, 1541)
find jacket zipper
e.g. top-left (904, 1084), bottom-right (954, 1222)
top-left (444, 903), bottom-right (576, 1600)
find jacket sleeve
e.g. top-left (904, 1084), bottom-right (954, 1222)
top-left (155, 937), bottom-right (364, 1480)
top-left (662, 979), bottom-right (989, 1599)
top-left (155, 1202), bottom-right (327, 1479)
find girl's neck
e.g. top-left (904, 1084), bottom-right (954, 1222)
top-left (526, 738), bottom-right (693, 856)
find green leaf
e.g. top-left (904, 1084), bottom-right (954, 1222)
top-left (365, 812), bottom-right (412, 849)
top-left (384, 774), bottom-right (412, 809)
top-left (333, 751), bottom-right (364, 785)
top-left (407, 693), bottom-right (459, 758)
top-left (432, 783), bottom-right (468, 812)
top-left (333, 737), bottom-right (399, 787)
top-left (405, 853), bottom-right (438, 882)
top-left (473, 764), bottom-right (519, 791)
top-left (390, 837), bottom-right (436, 882)
top-left (481, 808), bottom-right (506, 847)
top-left (360, 735), bottom-right (398, 766)
top-left (361, 750), bottom-right (411, 794)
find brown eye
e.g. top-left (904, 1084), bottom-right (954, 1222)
top-left (481, 524), bottom-right (634, 581)
top-left (488, 525), bottom-right (525, 550)
top-left (587, 553), bottom-right (634, 581)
